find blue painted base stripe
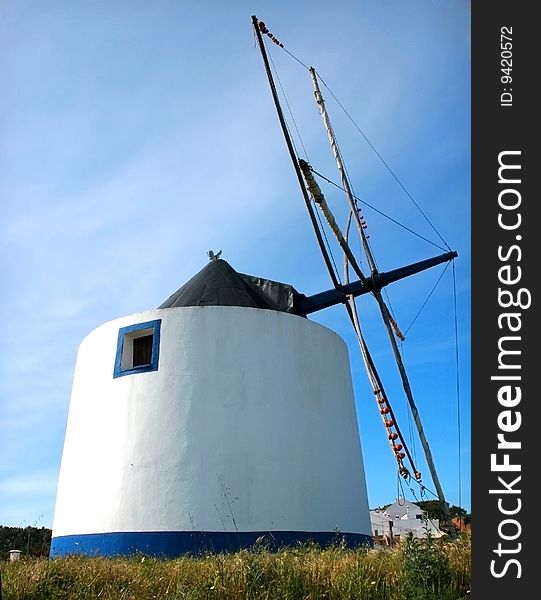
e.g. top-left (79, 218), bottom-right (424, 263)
top-left (50, 530), bottom-right (373, 557)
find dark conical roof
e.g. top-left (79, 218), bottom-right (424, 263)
top-left (158, 259), bottom-right (302, 314)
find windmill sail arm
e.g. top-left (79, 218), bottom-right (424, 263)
top-left (296, 250), bottom-right (457, 315)
top-left (376, 251), bottom-right (458, 288)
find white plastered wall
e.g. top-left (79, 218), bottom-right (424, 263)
top-left (52, 306), bottom-right (371, 537)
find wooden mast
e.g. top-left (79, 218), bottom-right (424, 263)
top-left (309, 67), bottom-right (458, 538)
top-left (250, 15), bottom-right (340, 289)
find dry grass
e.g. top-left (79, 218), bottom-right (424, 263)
top-left (1, 537), bottom-right (471, 600)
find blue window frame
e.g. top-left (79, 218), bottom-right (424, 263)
top-left (113, 319), bottom-right (161, 378)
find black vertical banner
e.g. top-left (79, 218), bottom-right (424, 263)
top-left (472, 1), bottom-right (537, 596)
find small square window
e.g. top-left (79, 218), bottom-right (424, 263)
top-left (133, 335), bottom-right (153, 367)
top-left (113, 319), bottom-right (161, 378)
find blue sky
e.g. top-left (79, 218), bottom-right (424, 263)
top-left (0, 0), bottom-right (470, 528)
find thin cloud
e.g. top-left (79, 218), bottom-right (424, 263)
top-left (0, 1), bottom-right (471, 527)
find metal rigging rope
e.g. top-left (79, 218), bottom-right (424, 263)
top-left (258, 24), bottom-right (452, 253)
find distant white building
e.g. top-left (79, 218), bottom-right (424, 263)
top-left (370, 498), bottom-right (444, 544)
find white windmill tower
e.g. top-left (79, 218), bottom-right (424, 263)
top-left (50, 257), bottom-right (373, 557)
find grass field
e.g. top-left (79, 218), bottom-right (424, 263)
top-left (1, 535), bottom-right (471, 600)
